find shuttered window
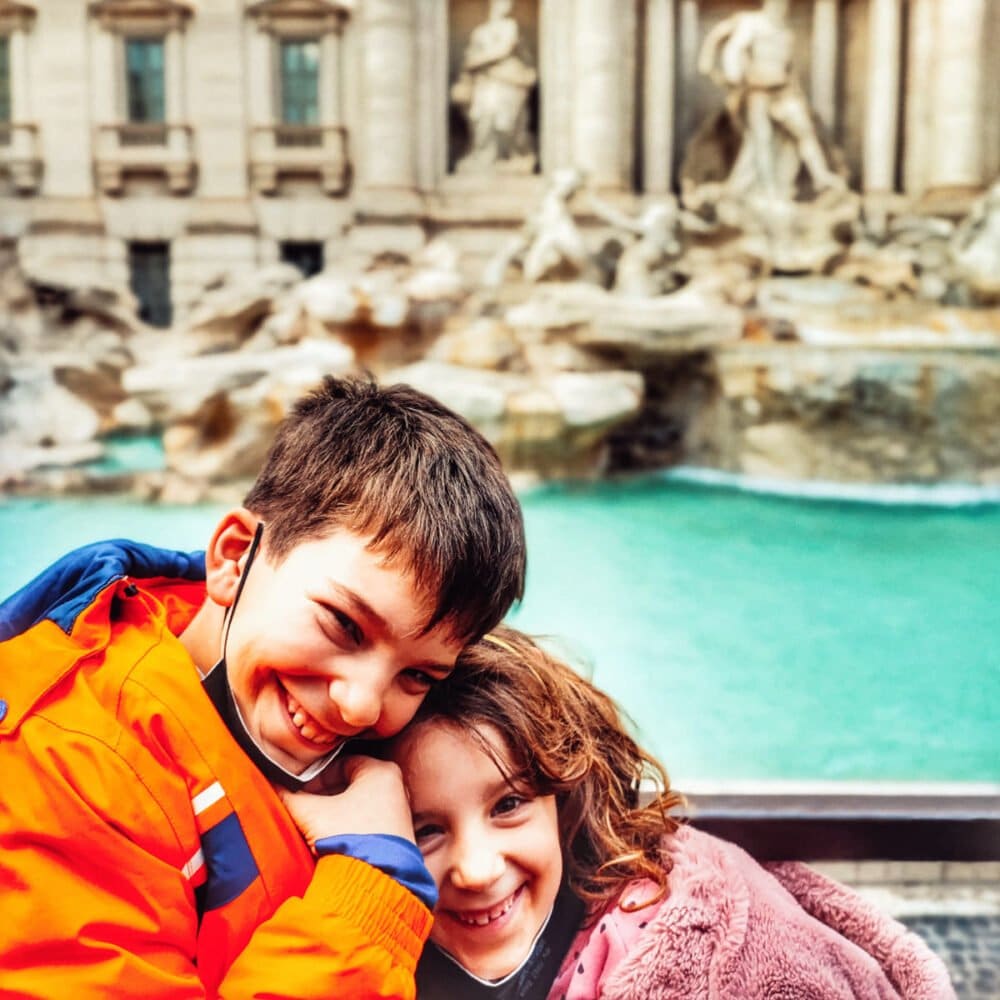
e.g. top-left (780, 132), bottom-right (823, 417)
top-left (0, 37), bottom-right (10, 124)
top-left (125, 37), bottom-right (166, 123)
top-left (279, 39), bottom-right (319, 125)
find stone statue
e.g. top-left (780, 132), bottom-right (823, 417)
top-left (484, 169), bottom-right (590, 286)
top-left (697, 0), bottom-right (843, 202)
top-left (587, 195), bottom-right (712, 297)
top-left (450, 0), bottom-right (538, 174)
top-left (949, 180), bottom-right (1000, 304)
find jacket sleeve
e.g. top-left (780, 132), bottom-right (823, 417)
top-left (0, 717), bottom-right (432, 1000)
top-left (219, 852), bottom-right (433, 1000)
top-left (597, 827), bottom-right (950, 1000)
top-left (766, 862), bottom-right (956, 1000)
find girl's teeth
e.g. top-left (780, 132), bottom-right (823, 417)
top-left (457, 892), bottom-right (517, 926)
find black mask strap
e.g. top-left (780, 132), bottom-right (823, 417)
top-left (201, 521), bottom-right (346, 792)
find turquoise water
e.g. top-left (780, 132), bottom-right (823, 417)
top-left (1, 480), bottom-right (998, 784)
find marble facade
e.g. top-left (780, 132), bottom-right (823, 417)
top-left (1, 0), bottom-right (999, 324)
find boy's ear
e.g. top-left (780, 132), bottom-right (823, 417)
top-left (204, 508), bottom-right (262, 607)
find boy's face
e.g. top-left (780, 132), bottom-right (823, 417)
top-left (395, 721), bottom-right (563, 980)
top-left (222, 527), bottom-right (464, 775)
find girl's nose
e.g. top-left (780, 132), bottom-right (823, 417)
top-left (450, 835), bottom-right (505, 891)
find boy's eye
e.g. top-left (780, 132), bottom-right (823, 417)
top-left (330, 609), bottom-right (363, 645)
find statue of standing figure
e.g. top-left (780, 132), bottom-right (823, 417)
top-left (451, 0), bottom-right (538, 174)
top-left (697, 0), bottom-right (843, 201)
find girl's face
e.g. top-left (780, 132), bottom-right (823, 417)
top-left (395, 721), bottom-right (563, 980)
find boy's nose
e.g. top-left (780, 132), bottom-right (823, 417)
top-left (328, 675), bottom-right (383, 729)
top-left (450, 836), bottom-right (505, 891)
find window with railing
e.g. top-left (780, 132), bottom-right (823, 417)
top-left (279, 39), bottom-right (319, 127)
top-left (125, 37), bottom-right (165, 125)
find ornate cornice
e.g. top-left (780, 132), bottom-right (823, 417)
top-left (0, 2), bottom-right (37, 33)
top-left (247, 0), bottom-right (352, 35)
top-left (88, 0), bottom-right (194, 33)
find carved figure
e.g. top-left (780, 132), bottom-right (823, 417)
top-left (451, 0), bottom-right (538, 174)
top-left (950, 180), bottom-right (1000, 304)
top-left (588, 195), bottom-right (712, 297)
top-left (698, 0), bottom-right (842, 201)
top-left (484, 169), bottom-right (589, 286)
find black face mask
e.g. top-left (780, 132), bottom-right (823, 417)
top-left (415, 882), bottom-right (586, 1000)
top-left (201, 522), bottom-right (346, 792)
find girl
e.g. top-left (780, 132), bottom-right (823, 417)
top-left (391, 626), bottom-right (954, 1000)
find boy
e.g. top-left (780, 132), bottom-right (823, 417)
top-left (0, 376), bottom-right (526, 999)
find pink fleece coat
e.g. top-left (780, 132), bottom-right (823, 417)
top-left (548, 826), bottom-right (954, 999)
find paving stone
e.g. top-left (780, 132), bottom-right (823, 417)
top-left (902, 915), bottom-right (1000, 1000)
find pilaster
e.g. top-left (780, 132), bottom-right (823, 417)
top-left (862, 0), bottom-right (901, 192)
top-left (572, 0), bottom-right (635, 189)
top-left (357, 0), bottom-right (419, 205)
top-left (540, 0), bottom-right (574, 173)
top-left (810, 0), bottom-right (838, 136)
top-left (642, 0), bottom-right (676, 194)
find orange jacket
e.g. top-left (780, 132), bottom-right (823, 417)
top-left (0, 542), bottom-right (433, 999)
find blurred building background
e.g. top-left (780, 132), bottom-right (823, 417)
top-left (2, 0), bottom-right (998, 327)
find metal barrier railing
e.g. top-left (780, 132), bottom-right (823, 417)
top-left (660, 782), bottom-right (1000, 861)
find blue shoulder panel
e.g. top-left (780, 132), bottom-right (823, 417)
top-left (196, 811), bottom-right (261, 913)
top-left (0, 540), bottom-right (206, 642)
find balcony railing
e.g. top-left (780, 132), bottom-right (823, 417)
top-left (249, 124), bottom-right (348, 195)
top-left (670, 782), bottom-right (1000, 861)
top-left (94, 122), bottom-right (196, 195)
top-left (0, 122), bottom-right (42, 194)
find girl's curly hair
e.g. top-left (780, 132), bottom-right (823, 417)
top-left (407, 625), bottom-right (685, 917)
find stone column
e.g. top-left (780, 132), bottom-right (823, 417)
top-left (246, 25), bottom-right (272, 125)
top-left (862, 0), bottom-right (902, 192)
top-left (320, 29), bottom-right (342, 126)
top-left (359, 0), bottom-right (417, 194)
top-left (164, 29), bottom-right (185, 122)
top-left (642, 0), bottom-right (676, 193)
top-left (902, 0), bottom-right (933, 194)
top-left (413, 0), bottom-right (446, 191)
top-left (927, 0), bottom-right (987, 193)
top-left (810, 0), bottom-right (838, 135)
top-left (677, 0), bottom-right (700, 142)
top-left (90, 24), bottom-right (116, 122)
top-left (9, 27), bottom-right (31, 121)
top-left (540, 0), bottom-right (574, 172)
top-left (572, 0), bottom-right (634, 189)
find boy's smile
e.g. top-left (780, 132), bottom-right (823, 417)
top-left (211, 520), bottom-right (464, 775)
top-left (396, 721), bottom-right (563, 980)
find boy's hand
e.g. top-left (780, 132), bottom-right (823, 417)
top-left (276, 756), bottom-right (415, 848)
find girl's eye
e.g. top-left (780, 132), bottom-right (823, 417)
top-left (493, 794), bottom-right (527, 817)
top-left (402, 668), bottom-right (437, 690)
top-left (414, 823), bottom-right (443, 845)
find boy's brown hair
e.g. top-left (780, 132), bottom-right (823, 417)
top-left (244, 375), bottom-right (525, 644)
top-left (405, 625), bottom-right (685, 914)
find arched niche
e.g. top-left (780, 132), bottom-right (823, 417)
top-left (446, 0), bottom-right (540, 176)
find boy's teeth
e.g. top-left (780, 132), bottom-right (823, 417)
top-left (285, 692), bottom-right (335, 743)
